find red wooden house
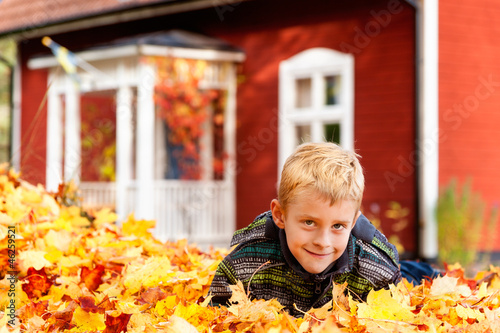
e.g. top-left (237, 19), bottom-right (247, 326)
top-left (1, 0), bottom-right (498, 259)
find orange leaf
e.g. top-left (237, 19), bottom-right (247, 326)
top-left (81, 264), bottom-right (105, 291)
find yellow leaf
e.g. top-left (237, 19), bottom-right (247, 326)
top-left (123, 256), bottom-right (172, 295)
top-left (167, 315), bottom-right (199, 333)
top-left (155, 295), bottom-right (178, 316)
top-left (455, 304), bottom-right (485, 321)
top-left (430, 275), bottom-right (471, 298)
top-left (356, 288), bottom-right (415, 322)
top-left (44, 229), bottom-right (72, 252)
top-left (18, 250), bottom-right (52, 270)
top-left (127, 313), bottom-right (155, 333)
top-left (122, 214), bottom-right (155, 238)
top-left (71, 306), bottom-right (106, 331)
top-left (93, 207), bottom-right (118, 228)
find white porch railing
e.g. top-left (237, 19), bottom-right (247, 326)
top-left (79, 180), bottom-right (234, 249)
top-left (79, 181), bottom-right (116, 209)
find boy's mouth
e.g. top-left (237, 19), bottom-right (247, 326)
top-left (305, 249), bottom-right (332, 258)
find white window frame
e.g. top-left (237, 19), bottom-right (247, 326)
top-left (278, 47), bottom-right (354, 172)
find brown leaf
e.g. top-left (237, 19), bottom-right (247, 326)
top-left (138, 287), bottom-right (167, 304)
top-left (45, 300), bottom-right (78, 332)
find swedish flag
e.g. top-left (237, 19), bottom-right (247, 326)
top-left (42, 36), bottom-right (80, 84)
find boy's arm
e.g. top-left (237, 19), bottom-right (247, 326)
top-left (208, 258), bottom-right (239, 306)
top-left (359, 229), bottom-right (402, 289)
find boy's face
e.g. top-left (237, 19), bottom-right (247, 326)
top-left (271, 190), bottom-right (360, 274)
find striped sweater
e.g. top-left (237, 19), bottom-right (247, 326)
top-left (209, 211), bottom-right (402, 317)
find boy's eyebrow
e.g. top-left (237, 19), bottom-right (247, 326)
top-left (298, 214), bottom-right (353, 225)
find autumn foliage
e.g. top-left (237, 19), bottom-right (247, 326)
top-left (2, 167), bottom-right (500, 332)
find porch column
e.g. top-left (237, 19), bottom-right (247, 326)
top-left (64, 77), bottom-right (81, 184)
top-left (135, 61), bottom-right (155, 219)
top-left (224, 63), bottom-right (237, 234)
top-left (46, 73), bottom-right (63, 192)
top-left (116, 72), bottom-right (133, 222)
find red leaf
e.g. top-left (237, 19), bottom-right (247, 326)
top-left (78, 296), bottom-right (104, 314)
top-left (22, 267), bottom-right (53, 299)
top-left (103, 312), bottom-right (132, 333)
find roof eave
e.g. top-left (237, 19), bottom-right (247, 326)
top-left (1, 0), bottom-right (248, 40)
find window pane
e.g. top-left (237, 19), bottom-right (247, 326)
top-left (295, 124), bottom-right (311, 145)
top-left (325, 75), bottom-right (340, 105)
top-left (295, 78), bottom-right (312, 108)
top-left (324, 123), bottom-right (340, 144)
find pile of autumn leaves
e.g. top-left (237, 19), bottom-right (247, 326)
top-left (2, 168), bottom-right (500, 332)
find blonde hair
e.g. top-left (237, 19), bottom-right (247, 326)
top-left (278, 142), bottom-right (364, 212)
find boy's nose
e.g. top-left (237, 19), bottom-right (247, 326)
top-left (312, 229), bottom-right (331, 248)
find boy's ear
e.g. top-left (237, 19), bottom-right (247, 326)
top-left (351, 210), bottom-right (361, 229)
top-left (270, 199), bottom-right (286, 229)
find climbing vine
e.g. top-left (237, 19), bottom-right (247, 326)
top-left (149, 57), bottom-right (220, 180)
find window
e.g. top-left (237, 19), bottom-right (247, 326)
top-left (278, 48), bottom-right (354, 171)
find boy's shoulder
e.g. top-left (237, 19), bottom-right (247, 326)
top-left (230, 211), bottom-right (278, 247)
top-left (351, 214), bottom-right (400, 266)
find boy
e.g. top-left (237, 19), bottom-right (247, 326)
top-left (208, 142), bottom-right (402, 317)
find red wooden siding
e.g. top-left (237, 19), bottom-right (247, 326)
top-left (439, 0), bottom-right (500, 250)
top-left (19, 48), bottom-right (49, 186)
top-left (207, 0), bottom-right (417, 254)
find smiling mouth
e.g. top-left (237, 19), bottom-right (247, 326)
top-left (305, 249), bottom-right (332, 257)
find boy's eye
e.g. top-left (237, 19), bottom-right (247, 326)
top-left (304, 220), bottom-right (315, 226)
top-left (332, 224), bottom-right (344, 230)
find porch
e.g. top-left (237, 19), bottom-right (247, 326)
top-left (29, 30), bottom-right (244, 248)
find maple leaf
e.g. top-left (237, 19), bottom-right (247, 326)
top-left (18, 250), bottom-right (52, 271)
top-left (78, 296), bottom-right (105, 314)
top-left (138, 286), bottom-right (167, 305)
top-left (167, 315), bottom-right (199, 333)
top-left (226, 281), bottom-right (284, 323)
top-left (356, 288), bottom-right (416, 322)
top-left (103, 312), bottom-right (132, 333)
top-left (71, 305), bottom-right (106, 331)
top-left (121, 214), bottom-right (156, 238)
top-left (44, 300), bottom-right (78, 332)
top-left (429, 275), bottom-right (472, 298)
top-left (91, 207), bottom-right (118, 228)
top-left (21, 267), bottom-right (53, 299)
top-left (80, 264), bottom-right (105, 291)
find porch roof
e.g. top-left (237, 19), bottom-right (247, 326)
top-left (88, 30), bottom-right (243, 53)
top-left (28, 30), bottom-right (245, 70)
